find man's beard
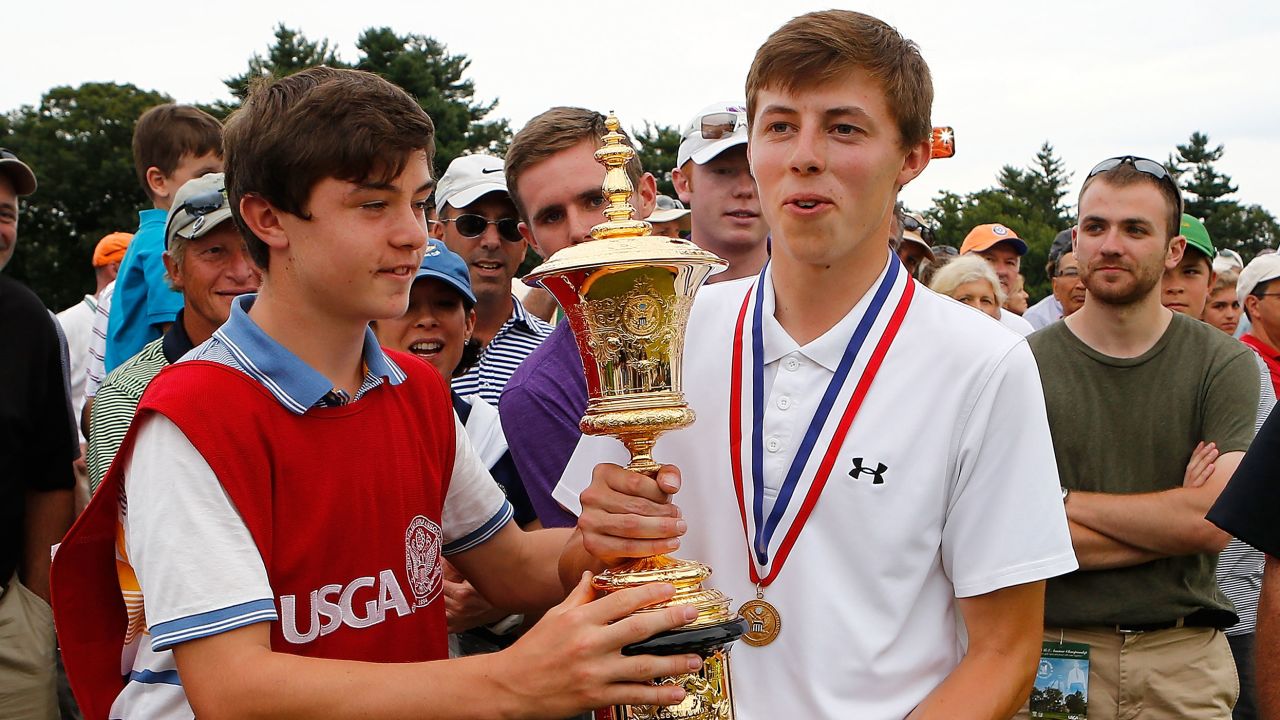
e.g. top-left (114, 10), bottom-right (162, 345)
top-left (1080, 255), bottom-right (1163, 307)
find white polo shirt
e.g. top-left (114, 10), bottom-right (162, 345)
top-left (998, 307), bottom-right (1035, 336)
top-left (555, 258), bottom-right (1076, 720)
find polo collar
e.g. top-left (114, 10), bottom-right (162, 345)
top-left (213, 294), bottom-right (406, 414)
top-left (758, 255), bottom-right (895, 372)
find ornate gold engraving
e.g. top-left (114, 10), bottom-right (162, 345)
top-left (624, 649), bottom-right (734, 720)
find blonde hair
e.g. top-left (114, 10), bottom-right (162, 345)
top-left (929, 255), bottom-right (1005, 306)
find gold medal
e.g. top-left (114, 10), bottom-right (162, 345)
top-left (738, 589), bottom-right (781, 646)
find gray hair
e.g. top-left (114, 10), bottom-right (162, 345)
top-left (929, 255), bottom-right (1006, 306)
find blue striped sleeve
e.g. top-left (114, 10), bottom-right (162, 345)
top-left (443, 501), bottom-right (514, 555)
top-left (150, 598), bottom-right (278, 651)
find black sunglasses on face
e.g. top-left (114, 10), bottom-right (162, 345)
top-left (901, 215), bottom-right (935, 245)
top-left (1086, 156), bottom-right (1184, 213)
top-left (442, 214), bottom-right (522, 242)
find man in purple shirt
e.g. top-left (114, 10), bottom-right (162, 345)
top-left (500, 108), bottom-right (658, 527)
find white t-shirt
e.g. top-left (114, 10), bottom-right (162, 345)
top-left (111, 411), bottom-right (507, 719)
top-left (555, 260), bottom-right (1077, 720)
top-left (55, 295), bottom-right (97, 442)
top-left (999, 306), bottom-right (1035, 336)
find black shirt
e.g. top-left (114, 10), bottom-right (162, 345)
top-left (1209, 411), bottom-right (1280, 557)
top-left (1, 274), bottom-right (77, 582)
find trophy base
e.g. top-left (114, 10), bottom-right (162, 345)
top-left (597, 617), bottom-right (748, 720)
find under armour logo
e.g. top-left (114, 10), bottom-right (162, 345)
top-left (849, 457), bottom-right (887, 484)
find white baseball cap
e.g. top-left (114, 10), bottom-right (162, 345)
top-left (1238, 253), bottom-right (1280, 305)
top-left (646, 195), bottom-right (692, 234)
top-left (676, 102), bottom-right (749, 168)
top-left (435, 154), bottom-right (509, 210)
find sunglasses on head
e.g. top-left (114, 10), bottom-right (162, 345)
top-left (166, 188), bottom-right (227, 241)
top-left (900, 215), bottom-right (935, 245)
top-left (0, 148), bottom-right (18, 161)
top-left (442, 214), bottom-right (522, 242)
top-left (931, 245), bottom-right (959, 258)
top-left (699, 111), bottom-right (748, 141)
top-left (1086, 156), bottom-right (1183, 212)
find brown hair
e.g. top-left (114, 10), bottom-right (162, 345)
top-left (132, 105), bottom-right (223, 200)
top-left (1079, 163), bottom-right (1182, 241)
top-left (1211, 268), bottom-right (1238, 296)
top-left (223, 66), bottom-right (436, 268)
top-left (745, 10), bottom-right (933, 148)
top-left (505, 107), bottom-right (642, 222)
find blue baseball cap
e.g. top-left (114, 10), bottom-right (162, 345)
top-left (416, 239), bottom-right (476, 305)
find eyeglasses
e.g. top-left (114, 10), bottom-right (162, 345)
top-left (699, 111), bottom-right (748, 140)
top-left (1086, 156), bottom-right (1183, 213)
top-left (441, 214), bottom-right (522, 242)
top-left (900, 215), bottom-right (935, 245)
top-left (166, 188), bottom-right (227, 242)
top-left (1055, 267), bottom-right (1080, 279)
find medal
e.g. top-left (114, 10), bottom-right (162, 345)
top-left (729, 256), bottom-right (914, 647)
top-left (738, 585), bottom-right (782, 646)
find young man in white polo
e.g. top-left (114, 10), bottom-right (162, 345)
top-left (554, 11), bottom-right (1078, 719)
top-left (671, 102), bottom-right (768, 282)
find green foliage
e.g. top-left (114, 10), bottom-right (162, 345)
top-left (3, 82), bottom-right (172, 309)
top-left (632, 122), bottom-right (682, 197)
top-left (224, 24), bottom-right (346, 101)
top-left (1169, 131), bottom-right (1280, 260)
top-left (919, 142), bottom-right (1073, 300)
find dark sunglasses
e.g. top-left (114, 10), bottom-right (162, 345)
top-left (442, 214), bottom-right (522, 242)
top-left (699, 111), bottom-right (747, 140)
top-left (1086, 156), bottom-right (1183, 212)
top-left (901, 215), bottom-right (935, 245)
top-left (165, 189), bottom-right (227, 245)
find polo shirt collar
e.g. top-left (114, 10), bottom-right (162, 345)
top-left (1243, 333), bottom-right (1280, 361)
top-left (758, 254), bottom-right (894, 372)
top-left (138, 208), bottom-right (167, 229)
top-left (507, 294), bottom-right (536, 330)
top-left (214, 294), bottom-right (406, 413)
top-left (161, 309), bottom-right (197, 364)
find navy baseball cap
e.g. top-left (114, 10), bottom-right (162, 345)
top-left (416, 239), bottom-right (476, 305)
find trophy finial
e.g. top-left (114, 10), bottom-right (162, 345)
top-left (590, 112), bottom-right (653, 241)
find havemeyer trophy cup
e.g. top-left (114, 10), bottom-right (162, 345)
top-left (525, 114), bottom-right (748, 720)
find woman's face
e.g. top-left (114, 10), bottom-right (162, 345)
top-left (952, 279), bottom-right (1002, 320)
top-left (1202, 286), bottom-right (1241, 336)
top-left (372, 278), bottom-right (475, 377)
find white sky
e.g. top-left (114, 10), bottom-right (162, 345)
top-left (7, 0), bottom-right (1278, 218)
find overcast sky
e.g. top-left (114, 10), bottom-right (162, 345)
top-left (6, 0), bottom-right (1278, 221)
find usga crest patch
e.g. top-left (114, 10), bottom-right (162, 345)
top-left (405, 515), bottom-right (443, 607)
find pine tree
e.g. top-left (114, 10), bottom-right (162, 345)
top-left (632, 122), bottom-right (681, 197)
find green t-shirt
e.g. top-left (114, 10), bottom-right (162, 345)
top-left (1029, 312), bottom-right (1259, 627)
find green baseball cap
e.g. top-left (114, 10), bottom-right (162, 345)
top-left (1180, 214), bottom-right (1214, 259)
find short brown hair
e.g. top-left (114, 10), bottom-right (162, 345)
top-left (1079, 163), bottom-right (1182, 241)
top-left (223, 67), bottom-right (436, 268)
top-left (505, 107), bottom-right (642, 222)
top-left (746, 10), bottom-right (933, 149)
top-left (132, 104), bottom-right (223, 200)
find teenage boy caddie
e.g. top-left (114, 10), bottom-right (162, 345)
top-left (555, 11), bottom-right (1077, 719)
top-left (52, 67), bottom-right (702, 720)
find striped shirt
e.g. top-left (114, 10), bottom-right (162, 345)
top-left (86, 338), bottom-right (168, 495)
top-left (452, 295), bottom-right (552, 407)
top-left (84, 280), bottom-right (114, 398)
top-left (1216, 352), bottom-right (1276, 636)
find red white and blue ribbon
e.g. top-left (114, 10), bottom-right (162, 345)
top-left (729, 254), bottom-right (915, 587)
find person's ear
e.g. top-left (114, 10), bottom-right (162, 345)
top-left (464, 308), bottom-right (477, 339)
top-left (162, 249), bottom-right (183, 292)
top-left (895, 138), bottom-right (931, 189)
top-left (635, 173), bottom-right (658, 219)
top-left (1166, 235), bottom-right (1187, 271)
top-left (518, 221), bottom-right (544, 258)
top-left (672, 164), bottom-right (694, 205)
top-left (145, 166), bottom-right (170, 203)
top-left (239, 194), bottom-right (290, 253)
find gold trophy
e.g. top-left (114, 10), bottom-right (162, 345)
top-left (525, 114), bottom-right (748, 720)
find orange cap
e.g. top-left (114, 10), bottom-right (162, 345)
top-left (960, 223), bottom-right (1027, 256)
top-left (92, 232), bottom-right (133, 267)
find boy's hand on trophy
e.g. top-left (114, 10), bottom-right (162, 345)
top-left (579, 463), bottom-right (688, 566)
top-left (494, 572), bottom-right (701, 715)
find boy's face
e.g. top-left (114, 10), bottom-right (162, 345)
top-left (275, 150), bottom-right (433, 323)
top-left (516, 139), bottom-right (657, 259)
top-left (747, 71), bottom-right (928, 272)
top-left (1202, 286), bottom-right (1241, 336)
top-left (166, 223), bottom-right (261, 343)
top-left (1161, 251), bottom-right (1214, 317)
top-left (153, 151), bottom-right (223, 211)
top-left (672, 146), bottom-right (765, 250)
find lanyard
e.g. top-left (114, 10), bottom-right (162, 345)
top-left (728, 257), bottom-right (914, 587)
